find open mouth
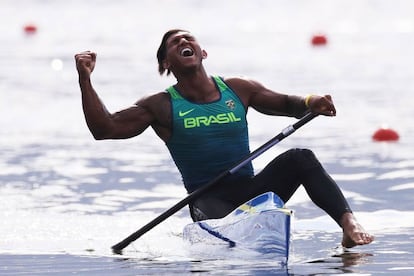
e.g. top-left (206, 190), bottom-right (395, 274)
top-left (180, 47), bottom-right (194, 57)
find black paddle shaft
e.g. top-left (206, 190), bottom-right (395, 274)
top-left (111, 112), bottom-right (318, 254)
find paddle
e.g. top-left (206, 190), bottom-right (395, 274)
top-left (111, 112), bottom-right (318, 254)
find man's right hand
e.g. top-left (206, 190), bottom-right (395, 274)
top-left (74, 51), bottom-right (96, 80)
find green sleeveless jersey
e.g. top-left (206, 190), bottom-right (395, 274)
top-left (166, 76), bottom-right (254, 192)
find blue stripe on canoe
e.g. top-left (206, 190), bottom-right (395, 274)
top-left (197, 221), bottom-right (236, 248)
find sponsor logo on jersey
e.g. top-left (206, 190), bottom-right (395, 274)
top-left (183, 112), bottom-right (241, 128)
top-left (179, 108), bottom-right (195, 117)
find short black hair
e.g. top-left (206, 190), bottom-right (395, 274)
top-left (156, 29), bottom-right (188, 76)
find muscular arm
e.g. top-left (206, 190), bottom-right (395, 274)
top-left (224, 77), bottom-right (336, 118)
top-left (75, 51), bottom-right (166, 140)
top-left (82, 87), bottom-right (153, 139)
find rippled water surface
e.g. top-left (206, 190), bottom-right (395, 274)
top-left (1, 0), bottom-right (414, 275)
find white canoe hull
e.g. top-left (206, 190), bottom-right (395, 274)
top-left (183, 192), bottom-right (291, 263)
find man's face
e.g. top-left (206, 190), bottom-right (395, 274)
top-left (163, 31), bottom-right (206, 74)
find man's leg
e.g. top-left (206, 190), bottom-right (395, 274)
top-left (253, 148), bottom-right (373, 247)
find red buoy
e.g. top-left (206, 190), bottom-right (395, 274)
top-left (23, 24), bottom-right (37, 35)
top-left (311, 34), bottom-right (327, 46)
top-left (372, 127), bottom-right (399, 142)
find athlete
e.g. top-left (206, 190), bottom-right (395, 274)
top-left (75, 29), bottom-right (374, 248)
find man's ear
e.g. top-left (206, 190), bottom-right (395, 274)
top-left (202, 49), bottom-right (208, 59)
top-left (162, 60), bottom-right (170, 70)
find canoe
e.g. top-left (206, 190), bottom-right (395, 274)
top-left (183, 192), bottom-right (292, 263)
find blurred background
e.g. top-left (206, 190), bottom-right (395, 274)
top-left (1, 0), bottom-right (413, 274)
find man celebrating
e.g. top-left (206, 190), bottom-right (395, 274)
top-left (75, 29), bottom-right (373, 248)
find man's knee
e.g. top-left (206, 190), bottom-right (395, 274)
top-left (189, 204), bottom-right (209, 222)
top-left (286, 148), bottom-right (321, 170)
top-left (189, 197), bottom-right (235, 222)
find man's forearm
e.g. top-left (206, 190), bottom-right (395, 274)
top-left (286, 95), bottom-right (309, 118)
top-left (79, 78), bottom-right (112, 139)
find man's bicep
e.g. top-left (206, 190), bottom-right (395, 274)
top-left (111, 105), bottom-right (154, 138)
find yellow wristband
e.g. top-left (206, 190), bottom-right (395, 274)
top-left (304, 94), bottom-right (313, 108)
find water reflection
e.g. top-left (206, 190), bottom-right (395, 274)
top-left (0, 138), bottom-right (187, 215)
top-left (308, 251), bottom-right (374, 273)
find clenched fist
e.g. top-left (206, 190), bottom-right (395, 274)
top-left (74, 51), bottom-right (96, 80)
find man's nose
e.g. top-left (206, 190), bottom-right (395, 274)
top-left (179, 37), bottom-right (189, 44)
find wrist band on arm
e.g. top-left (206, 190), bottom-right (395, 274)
top-left (304, 94), bottom-right (313, 108)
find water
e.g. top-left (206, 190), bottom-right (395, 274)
top-left (1, 0), bottom-right (414, 274)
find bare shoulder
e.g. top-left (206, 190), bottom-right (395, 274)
top-left (135, 91), bottom-right (170, 111)
top-left (223, 76), bottom-right (263, 89)
top-left (222, 76), bottom-right (266, 106)
top-left (135, 91), bottom-right (171, 126)
top-left (222, 76), bottom-right (268, 96)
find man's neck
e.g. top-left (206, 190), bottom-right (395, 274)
top-left (174, 70), bottom-right (219, 103)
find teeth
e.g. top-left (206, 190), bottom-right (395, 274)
top-left (180, 47), bottom-right (194, 57)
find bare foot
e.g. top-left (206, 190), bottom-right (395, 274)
top-left (340, 212), bottom-right (374, 248)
